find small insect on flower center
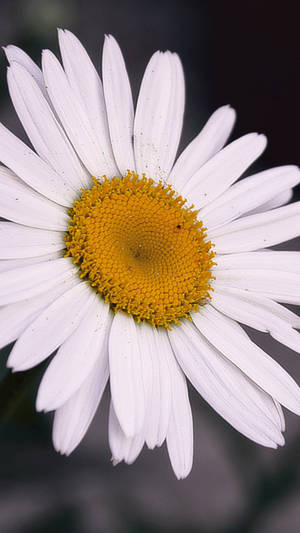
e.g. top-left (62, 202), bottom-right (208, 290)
top-left (65, 171), bottom-right (215, 328)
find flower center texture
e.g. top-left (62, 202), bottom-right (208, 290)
top-left (64, 171), bottom-right (215, 327)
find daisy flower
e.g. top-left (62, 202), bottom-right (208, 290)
top-left (0, 29), bottom-right (300, 480)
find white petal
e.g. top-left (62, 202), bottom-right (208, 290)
top-left (58, 30), bottom-right (117, 176)
top-left (0, 251), bottom-right (62, 274)
top-left (211, 285), bottom-right (300, 329)
top-left (37, 298), bottom-right (111, 411)
top-left (102, 34), bottom-right (135, 175)
top-left (4, 45), bottom-right (48, 99)
top-left (181, 133), bottom-right (267, 209)
top-left (134, 51), bottom-right (185, 182)
top-left (109, 313), bottom-right (146, 437)
top-left (214, 268), bottom-right (300, 304)
top-left (42, 50), bottom-right (105, 177)
top-left (53, 349), bottom-right (109, 455)
top-left (0, 222), bottom-right (64, 259)
top-left (0, 166), bottom-right (68, 231)
top-left (274, 401), bottom-right (286, 432)
top-left (166, 354), bottom-right (193, 479)
top-left (109, 402), bottom-right (144, 465)
top-left (169, 321), bottom-right (284, 447)
top-left (168, 105), bottom-right (236, 190)
top-left (0, 257), bottom-right (76, 305)
top-left (200, 166), bottom-right (300, 230)
top-left (246, 189), bottom-right (293, 216)
top-left (137, 324), bottom-right (171, 449)
top-left (210, 202), bottom-right (300, 253)
top-left (271, 327), bottom-right (300, 355)
top-left (212, 286), bottom-right (300, 352)
top-left (7, 62), bottom-right (90, 189)
top-left (0, 122), bottom-right (75, 206)
top-left (214, 251), bottom-right (300, 274)
top-left (192, 305), bottom-right (300, 414)
top-left (0, 275), bottom-right (78, 349)
top-left (8, 281), bottom-right (94, 371)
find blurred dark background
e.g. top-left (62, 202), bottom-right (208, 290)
top-left (0, 0), bottom-right (300, 532)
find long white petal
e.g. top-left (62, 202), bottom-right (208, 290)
top-left (200, 166), bottom-right (300, 230)
top-left (192, 305), bottom-right (300, 414)
top-left (0, 252), bottom-right (62, 274)
top-left (168, 105), bottom-right (236, 190)
top-left (169, 321), bottom-right (284, 446)
top-left (4, 45), bottom-right (48, 99)
top-left (138, 324), bottom-right (171, 449)
top-left (102, 34), bottom-right (135, 175)
top-left (8, 281), bottom-right (94, 371)
top-left (43, 49), bottom-right (107, 177)
top-left (37, 298), bottom-right (111, 411)
top-left (0, 122), bottom-right (76, 206)
top-left (109, 313), bottom-right (146, 437)
top-left (214, 251), bottom-right (300, 274)
top-left (0, 275), bottom-right (78, 349)
top-left (53, 349), bottom-right (109, 455)
top-left (166, 353), bottom-right (193, 479)
top-left (0, 166), bottom-right (68, 231)
top-left (214, 269), bottom-right (300, 304)
top-left (210, 202), bottom-right (300, 253)
top-left (134, 51), bottom-right (185, 182)
top-left (189, 319), bottom-right (284, 438)
top-left (211, 285), bottom-right (300, 329)
top-left (7, 62), bottom-right (90, 189)
top-left (0, 222), bottom-right (64, 259)
top-left (0, 257), bottom-right (76, 306)
top-left (274, 401), bottom-right (286, 432)
top-left (58, 29), bottom-right (117, 176)
top-left (212, 286), bottom-right (300, 353)
top-left (246, 189), bottom-right (293, 216)
top-left (181, 133), bottom-right (267, 209)
top-left (109, 402), bottom-right (145, 465)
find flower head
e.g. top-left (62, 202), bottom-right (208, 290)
top-left (0, 29), bottom-right (300, 479)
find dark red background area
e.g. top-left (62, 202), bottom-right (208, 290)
top-left (210, 1), bottom-right (300, 171)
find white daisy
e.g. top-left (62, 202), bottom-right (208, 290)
top-left (1, 29), bottom-right (300, 479)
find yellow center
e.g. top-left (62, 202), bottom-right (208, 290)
top-left (64, 171), bottom-right (215, 328)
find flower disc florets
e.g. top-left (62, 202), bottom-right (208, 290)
top-left (65, 171), bottom-right (215, 327)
